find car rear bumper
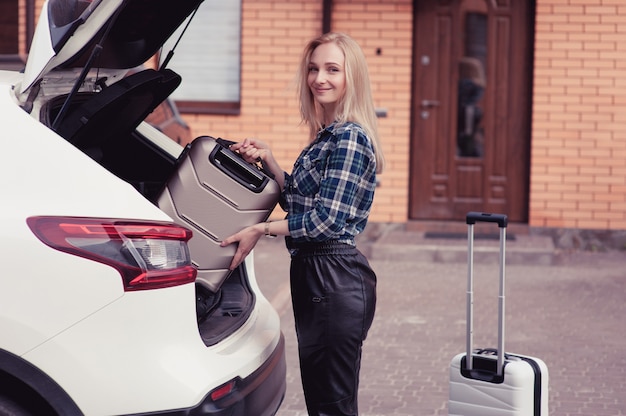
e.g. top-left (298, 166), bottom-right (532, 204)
top-left (140, 333), bottom-right (286, 416)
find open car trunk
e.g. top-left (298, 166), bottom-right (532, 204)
top-left (43, 68), bottom-right (262, 346)
top-left (23, 0), bottom-right (281, 347)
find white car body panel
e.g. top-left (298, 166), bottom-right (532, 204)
top-left (22, 264), bottom-right (281, 415)
top-left (0, 81), bottom-right (170, 352)
top-left (0, 83), bottom-right (169, 221)
top-left (0, 0), bottom-right (285, 413)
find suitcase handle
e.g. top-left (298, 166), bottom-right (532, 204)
top-left (466, 211), bottom-right (508, 228)
top-left (466, 212), bottom-right (508, 376)
top-left (215, 137), bottom-right (276, 180)
top-left (209, 141), bottom-right (270, 193)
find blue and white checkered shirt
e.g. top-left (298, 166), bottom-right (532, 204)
top-left (280, 121), bottom-right (377, 245)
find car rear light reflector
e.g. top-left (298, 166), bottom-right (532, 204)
top-left (27, 216), bottom-right (197, 291)
top-left (209, 380), bottom-right (237, 402)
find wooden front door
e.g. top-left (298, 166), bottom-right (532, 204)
top-left (409, 0), bottom-right (534, 222)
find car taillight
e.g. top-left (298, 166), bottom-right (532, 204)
top-left (27, 216), bottom-right (197, 291)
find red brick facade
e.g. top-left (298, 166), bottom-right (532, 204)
top-left (187, 0), bottom-right (414, 223)
top-left (531, 0), bottom-right (626, 229)
top-left (21, 0), bottom-right (626, 230)
top-left (187, 0), bottom-right (626, 230)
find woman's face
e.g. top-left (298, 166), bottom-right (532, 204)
top-left (307, 42), bottom-right (346, 115)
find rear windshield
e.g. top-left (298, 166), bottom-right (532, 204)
top-left (49, 0), bottom-right (100, 27)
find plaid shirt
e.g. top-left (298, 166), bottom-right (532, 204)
top-left (280, 121), bottom-right (377, 244)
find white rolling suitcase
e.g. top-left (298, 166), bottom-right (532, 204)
top-left (449, 212), bottom-right (549, 416)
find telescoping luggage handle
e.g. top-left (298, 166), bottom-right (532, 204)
top-left (465, 212), bottom-right (508, 376)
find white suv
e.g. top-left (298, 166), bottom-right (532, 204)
top-left (0, 0), bottom-right (286, 415)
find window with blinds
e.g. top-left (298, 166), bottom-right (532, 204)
top-left (160, 0), bottom-right (241, 114)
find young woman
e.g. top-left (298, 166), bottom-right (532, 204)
top-left (221, 32), bottom-right (384, 416)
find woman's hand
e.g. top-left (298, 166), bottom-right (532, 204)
top-left (230, 138), bottom-right (285, 189)
top-left (220, 223), bottom-right (264, 270)
top-left (230, 138), bottom-right (271, 164)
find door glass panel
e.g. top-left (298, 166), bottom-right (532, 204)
top-left (457, 11), bottom-right (487, 157)
top-left (0, 0), bottom-right (18, 54)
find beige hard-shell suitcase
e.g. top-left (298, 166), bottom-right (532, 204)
top-left (157, 136), bottom-right (280, 292)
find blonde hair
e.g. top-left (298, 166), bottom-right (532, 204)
top-left (296, 32), bottom-right (385, 173)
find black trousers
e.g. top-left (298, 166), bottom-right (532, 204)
top-left (289, 242), bottom-right (377, 416)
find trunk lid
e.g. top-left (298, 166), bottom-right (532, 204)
top-left (20, 0), bottom-right (204, 94)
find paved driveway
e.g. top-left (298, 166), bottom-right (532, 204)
top-left (254, 237), bottom-right (626, 415)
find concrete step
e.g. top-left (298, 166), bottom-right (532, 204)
top-left (367, 230), bottom-right (556, 265)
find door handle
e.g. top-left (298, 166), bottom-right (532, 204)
top-left (421, 99), bottom-right (440, 108)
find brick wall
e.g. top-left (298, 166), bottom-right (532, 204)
top-left (186, 1), bottom-right (321, 220)
top-left (332, 1), bottom-right (413, 222)
top-left (186, 0), bottom-right (413, 223)
top-left (25, 0), bottom-right (626, 231)
top-left (531, 0), bottom-right (626, 229)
